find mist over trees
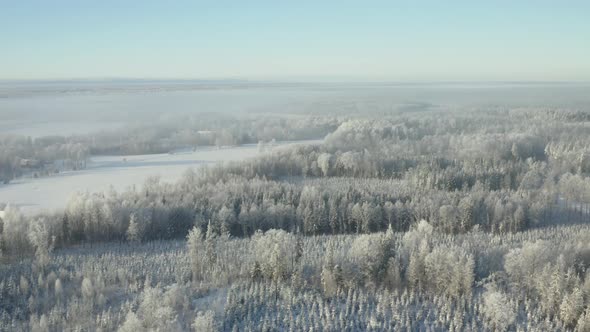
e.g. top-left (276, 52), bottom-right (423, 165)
top-left (2, 103), bottom-right (590, 330)
top-left (0, 113), bottom-right (337, 183)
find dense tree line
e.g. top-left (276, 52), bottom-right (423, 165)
top-left (4, 169), bottom-right (582, 258)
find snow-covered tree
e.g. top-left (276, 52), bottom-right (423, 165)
top-left (560, 287), bottom-right (584, 327)
top-left (482, 287), bottom-right (516, 331)
top-left (126, 213), bottom-right (141, 242)
top-left (27, 218), bottom-right (54, 268)
top-left (187, 226), bottom-right (204, 280)
top-left (193, 311), bottom-right (215, 332)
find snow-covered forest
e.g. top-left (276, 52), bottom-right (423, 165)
top-left (3, 0), bottom-right (590, 329)
top-left (0, 113), bottom-right (337, 183)
top-left (2, 101), bottom-right (590, 331)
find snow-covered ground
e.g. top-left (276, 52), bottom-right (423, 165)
top-left (0, 140), bottom-right (321, 215)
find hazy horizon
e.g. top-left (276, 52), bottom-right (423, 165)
top-left (2, 78), bottom-right (590, 86)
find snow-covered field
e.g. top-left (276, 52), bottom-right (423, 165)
top-left (0, 140), bottom-right (320, 215)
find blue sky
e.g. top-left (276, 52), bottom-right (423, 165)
top-left (1, 1), bottom-right (589, 81)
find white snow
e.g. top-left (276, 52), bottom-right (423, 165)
top-left (0, 140), bottom-right (321, 215)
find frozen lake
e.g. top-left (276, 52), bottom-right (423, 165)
top-left (0, 140), bottom-right (320, 215)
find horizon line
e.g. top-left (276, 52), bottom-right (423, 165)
top-left (1, 78), bottom-right (589, 85)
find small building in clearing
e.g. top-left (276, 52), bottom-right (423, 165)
top-left (20, 158), bottom-right (41, 168)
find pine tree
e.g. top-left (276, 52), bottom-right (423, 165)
top-left (321, 265), bottom-right (337, 297)
top-left (407, 250), bottom-right (425, 292)
top-left (458, 197), bottom-right (474, 232)
top-left (126, 214), bottom-right (141, 243)
top-left (329, 197), bottom-right (340, 234)
top-left (81, 277), bottom-right (93, 301)
top-left (271, 243), bottom-right (286, 282)
top-left (385, 257), bottom-right (402, 290)
top-left (187, 226), bottom-right (204, 280)
top-left (61, 213), bottom-right (70, 245)
top-left (27, 218), bottom-right (54, 269)
top-left (513, 205), bottom-right (528, 232)
top-left (295, 232), bottom-right (304, 265)
top-left (205, 221), bottom-right (217, 266)
top-left (334, 264), bottom-right (344, 290)
top-left (251, 261), bottom-right (263, 281)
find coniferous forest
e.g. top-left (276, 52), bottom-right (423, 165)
top-left (2, 104), bottom-right (590, 331)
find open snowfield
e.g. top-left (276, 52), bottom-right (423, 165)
top-left (0, 140), bottom-right (320, 215)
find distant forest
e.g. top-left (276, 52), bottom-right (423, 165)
top-left (0, 113), bottom-right (338, 183)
